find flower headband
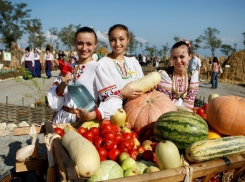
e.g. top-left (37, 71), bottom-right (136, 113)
top-left (177, 39), bottom-right (191, 48)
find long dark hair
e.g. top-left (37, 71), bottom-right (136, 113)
top-left (213, 57), bottom-right (219, 65)
top-left (74, 27), bottom-right (98, 42)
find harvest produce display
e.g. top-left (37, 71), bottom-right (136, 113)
top-left (51, 93), bottom-right (245, 182)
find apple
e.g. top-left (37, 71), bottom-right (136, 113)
top-left (142, 140), bottom-right (153, 150)
top-left (133, 138), bottom-right (141, 149)
top-left (118, 152), bottom-right (130, 164)
top-left (142, 150), bottom-right (155, 163)
top-left (122, 122), bottom-right (132, 130)
top-left (150, 142), bottom-right (159, 152)
top-left (121, 126), bottom-right (131, 134)
top-left (145, 166), bottom-right (160, 173)
top-left (124, 168), bottom-right (139, 176)
top-left (121, 157), bottom-right (137, 171)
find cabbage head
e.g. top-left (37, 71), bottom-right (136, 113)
top-left (136, 160), bottom-right (157, 174)
top-left (88, 160), bottom-right (123, 181)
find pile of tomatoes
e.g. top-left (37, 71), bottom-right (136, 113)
top-left (194, 103), bottom-right (208, 120)
top-left (77, 120), bottom-right (145, 162)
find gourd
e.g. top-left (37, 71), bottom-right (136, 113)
top-left (62, 130), bottom-right (100, 177)
top-left (176, 105), bottom-right (193, 112)
top-left (124, 91), bottom-right (177, 130)
top-left (206, 95), bottom-right (245, 136)
top-left (185, 135), bottom-right (245, 163)
top-left (155, 140), bottom-right (181, 170)
top-left (153, 111), bottom-right (208, 151)
top-left (131, 72), bottom-right (161, 93)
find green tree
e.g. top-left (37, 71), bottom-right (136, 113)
top-left (162, 43), bottom-right (170, 59)
top-left (173, 36), bottom-right (180, 42)
top-left (48, 27), bottom-right (60, 48)
top-left (59, 24), bottom-right (80, 51)
top-left (24, 18), bottom-right (46, 49)
top-left (128, 31), bottom-right (137, 54)
top-left (200, 27), bottom-right (222, 56)
top-left (0, 0), bottom-right (33, 49)
top-left (220, 44), bottom-right (236, 56)
top-left (190, 36), bottom-right (202, 54)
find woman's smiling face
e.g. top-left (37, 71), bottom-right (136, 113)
top-left (109, 28), bottom-right (129, 55)
top-left (75, 32), bottom-right (97, 61)
top-left (171, 45), bottom-right (191, 73)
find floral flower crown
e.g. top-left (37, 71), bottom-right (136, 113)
top-left (177, 39), bottom-right (191, 48)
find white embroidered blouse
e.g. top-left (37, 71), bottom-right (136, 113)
top-left (95, 56), bottom-right (144, 120)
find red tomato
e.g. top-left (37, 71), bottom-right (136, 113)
top-left (93, 137), bottom-right (104, 148)
top-left (115, 133), bottom-right (123, 143)
top-left (100, 123), bottom-right (113, 132)
top-left (77, 127), bottom-right (87, 136)
top-left (202, 104), bottom-right (208, 111)
top-left (102, 138), bottom-right (115, 150)
top-left (112, 125), bottom-right (121, 133)
top-left (201, 113), bottom-right (207, 120)
top-left (90, 127), bottom-right (100, 136)
top-left (100, 156), bottom-right (107, 162)
top-left (101, 131), bottom-right (115, 140)
top-left (122, 133), bottom-right (132, 140)
top-left (117, 139), bottom-right (134, 153)
top-left (107, 148), bottom-right (121, 161)
top-left (137, 146), bottom-right (145, 153)
top-left (54, 127), bottom-right (64, 137)
top-left (197, 108), bottom-right (205, 116)
top-left (82, 131), bottom-right (94, 141)
top-left (131, 132), bottom-right (139, 139)
top-left (133, 128), bottom-right (140, 135)
top-left (97, 146), bottom-right (107, 158)
top-left (129, 149), bottom-right (139, 160)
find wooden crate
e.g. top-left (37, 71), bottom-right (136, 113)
top-left (44, 122), bottom-right (245, 182)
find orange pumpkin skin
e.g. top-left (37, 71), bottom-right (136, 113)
top-left (124, 91), bottom-right (177, 130)
top-left (206, 95), bottom-right (245, 136)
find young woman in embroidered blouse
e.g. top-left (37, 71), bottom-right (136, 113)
top-left (32, 48), bottom-right (42, 77)
top-left (77, 24), bottom-right (146, 122)
top-left (47, 27), bottom-right (99, 123)
top-left (157, 39), bottom-right (199, 109)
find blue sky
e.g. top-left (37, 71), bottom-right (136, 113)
top-left (7, 0), bottom-right (245, 57)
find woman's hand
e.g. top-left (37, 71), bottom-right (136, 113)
top-left (77, 108), bottom-right (96, 122)
top-left (59, 72), bottom-right (72, 83)
top-left (146, 84), bottom-right (158, 93)
top-left (121, 82), bottom-right (143, 99)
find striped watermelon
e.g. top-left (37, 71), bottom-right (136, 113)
top-left (153, 111), bottom-right (208, 151)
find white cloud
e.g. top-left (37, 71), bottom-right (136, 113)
top-left (135, 37), bottom-right (148, 43)
top-left (96, 31), bottom-right (108, 43)
top-left (221, 38), bottom-right (236, 45)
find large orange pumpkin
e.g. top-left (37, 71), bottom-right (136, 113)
top-left (206, 95), bottom-right (245, 136)
top-left (124, 91), bottom-right (177, 130)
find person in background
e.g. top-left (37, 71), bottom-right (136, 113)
top-left (77, 24), bottom-right (156, 122)
top-left (189, 52), bottom-right (201, 75)
top-left (69, 52), bottom-right (77, 64)
top-left (32, 48), bottom-right (42, 78)
top-left (47, 27), bottom-right (99, 123)
top-left (92, 52), bottom-right (98, 62)
top-left (210, 57), bottom-right (220, 89)
top-left (142, 54), bottom-right (146, 66)
top-left (155, 56), bottom-right (160, 68)
top-left (20, 47), bottom-right (35, 79)
top-left (44, 47), bottom-right (54, 79)
top-left (157, 39), bottom-right (199, 109)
